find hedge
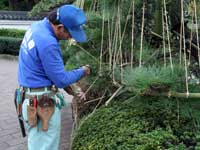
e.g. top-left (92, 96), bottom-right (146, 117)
top-left (0, 36), bottom-right (22, 55)
top-left (0, 29), bottom-right (25, 55)
top-left (72, 98), bottom-right (200, 150)
top-left (0, 28), bottom-right (25, 38)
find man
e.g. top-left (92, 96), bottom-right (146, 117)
top-left (18, 4), bottom-right (90, 150)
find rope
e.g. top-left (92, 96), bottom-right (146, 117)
top-left (75, 44), bottom-right (99, 63)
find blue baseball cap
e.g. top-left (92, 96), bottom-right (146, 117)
top-left (57, 5), bottom-right (87, 42)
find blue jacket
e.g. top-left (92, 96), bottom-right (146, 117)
top-left (18, 18), bottom-right (84, 88)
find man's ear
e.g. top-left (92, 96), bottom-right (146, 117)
top-left (55, 24), bottom-right (63, 31)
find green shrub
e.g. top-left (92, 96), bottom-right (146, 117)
top-left (0, 36), bottom-right (22, 55)
top-left (0, 28), bottom-right (25, 38)
top-left (72, 98), bottom-right (198, 150)
top-left (0, 29), bottom-right (25, 55)
top-left (123, 65), bottom-right (185, 94)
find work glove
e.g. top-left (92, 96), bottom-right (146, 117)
top-left (82, 65), bottom-right (90, 76)
top-left (77, 91), bottom-right (86, 101)
top-left (64, 83), bottom-right (87, 101)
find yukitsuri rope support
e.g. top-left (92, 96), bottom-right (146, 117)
top-left (76, 44), bottom-right (99, 63)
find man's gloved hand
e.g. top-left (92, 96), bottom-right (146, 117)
top-left (77, 91), bottom-right (86, 100)
top-left (82, 65), bottom-right (90, 76)
top-left (64, 83), bottom-right (87, 100)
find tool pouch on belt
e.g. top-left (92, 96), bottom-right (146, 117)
top-left (37, 94), bottom-right (55, 131)
top-left (15, 88), bottom-right (24, 116)
top-left (27, 96), bottom-right (37, 127)
top-left (14, 88), bottom-right (26, 137)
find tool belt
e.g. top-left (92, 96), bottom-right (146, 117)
top-left (27, 94), bottom-right (55, 131)
top-left (24, 86), bottom-right (58, 95)
top-left (24, 86), bottom-right (65, 131)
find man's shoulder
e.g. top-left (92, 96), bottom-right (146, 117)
top-left (31, 19), bottom-right (57, 45)
top-left (31, 31), bottom-right (58, 51)
top-left (33, 31), bottom-right (57, 45)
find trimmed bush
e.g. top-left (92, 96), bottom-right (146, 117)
top-left (72, 98), bottom-right (199, 150)
top-left (0, 28), bottom-right (25, 38)
top-left (0, 36), bottom-right (22, 55)
top-left (0, 29), bottom-right (25, 55)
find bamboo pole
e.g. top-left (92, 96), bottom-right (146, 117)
top-left (117, 3), bottom-right (123, 83)
top-left (174, 31), bottom-right (199, 52)
top-left (163, 0), bottom-right (173, 71)
top-left (179, 11), bottom-right (183, 65)
top-left (94, 90), bottom-right (107, 109)
top-left (108, 14), bottom-right (112, 71)
top-left (75, 0), bottom-right (84, 8)
top-left (99, 3), bottom-right (105, 76)
top-left (84, 96), bottom-right (106, 104)
top-left (112, 6), bottom-right (119, 83)
top-left (80, 0), bottom-right (85, 9)
top-left (189, 13), bottom-right (194, 64)
top-left (105, 86), bottom-right (123, 106)
top-left (84, 76), bottom-right (99, 96)
top-left (193, 0), bottom-right (200, 67)
top-left (145, 91), bottom-right (200, 99)
top-left (139, 1), bottom-right (145, 67)
top-left (91, 0), bottom-right (97, 11)
top-left (162, 8), bottom-right (166, 67)
top-left (109, 14), bottom-right (115, 72)
top-left (116, 2), bottom-right (121, 66)
top-left (181, 0), bottom-right (189, 96)
top-left (131, 0), bottom-right (135, 68)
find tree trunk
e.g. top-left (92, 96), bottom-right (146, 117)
top-left (9, 0), bottom-right (15, 10)
top-left (9, 0), bottom-right (21, 10)
top-left (26, 0), bottom-right (36, 10)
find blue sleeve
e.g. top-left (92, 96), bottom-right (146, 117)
top-left (41, 43), bottom-right (84, 88)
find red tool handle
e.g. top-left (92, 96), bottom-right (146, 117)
top-left (33, 98), bottom-right (37, 108)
